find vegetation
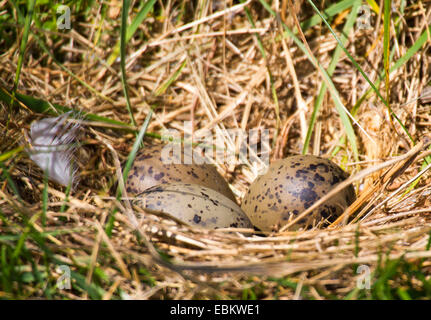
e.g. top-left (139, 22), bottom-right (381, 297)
top-left (0, 0), bottom-right (430, 299)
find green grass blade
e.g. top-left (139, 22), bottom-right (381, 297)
top-left (120, 108), bottom-right (154, 194)
top-left (125, 0), bottom-right (156, 41)
top-left (239, 0), bottom-right (266, 57)
top-left (106, 109), bottom-right (154, 236)
top-left (306, 0), bottom-right (413, 143)
top-left (306, 0), bottom-right (386, 105)
top-left (352, 20), bottom-right (429, 116)
top-left (106, 0), bottom-right (157, 66)
top-left (7, 0), bottom-right (25, 24)
top-left (366, 0), bottom-right (380, 13)
top-left (11, 0), bottom-right (35, 96)
top-left (0, 146), bottom-right (24, 162)
top-left (0, 85), bottom-right (162, 147)
top-left (270, 69), bottom-right (281, 146)
top-left (1, 245), bottom-right (13, 294)
top-left (70, 271), bottom-right (106, 299)
top-left (261, 0), bottom-right (359, 159)
top-left (300, 0), bottom-right (357, 30)
top-left (59, 182), bottom-right (72, 214)
top-left (155, 59), bottom-right (187, 96)
top-left (383, 0), bottom-right (391, 111)
top-left (390, 24), bottom-right (431, 74)
top-left (302, 0), bottom-right (361, 155)
top-left (11, 213), bottom-right (38, 262)
top-left (397, 287), bottom-right (412, 300)
top-left (0, 86), bottom-right (133, 130)
top-left (120, 0), bottom-right (137, 127)
top-left (352, 23), bottom-right (431, 131)
top-left (426, 231), bottom-right (431, 251)
top-left (42, 170), bottom-right (48, 227)
top-left (0, 227), bottom-right (88, 241)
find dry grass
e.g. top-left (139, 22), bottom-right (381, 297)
top-left (0, 0), bottom-right (431, 299)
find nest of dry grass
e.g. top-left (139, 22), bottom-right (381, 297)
top-left (1, 0), bottom-right (431, 299)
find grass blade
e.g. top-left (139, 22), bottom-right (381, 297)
top-left (383, 0), bottom-right (391, 115)
top-left (7, 0), bottom-right (25, 24)
top-left (262, 0), bottom-right (360, 159)
top-left (106, 0), bottom-right (157, 66)
top-left (0, 86), bottom-right (132, 130)
top-left (120, 0), bottom-right (137, 127)
top-left (366, 0), bottom-right (380, 13)
top-left (154, 59), bottom-right (187, 96)
top-left (105, 109), bottom-right (154, 236)
top-left (306, 0), bottom-right (413, 143)
top-left (302, 0), bottom-right (361, 155)
top-left (8, 0), bottom-right (35, 126)
top-left (120, 109), bottom-right (154, 195)
top-left (300, 0), bottom-right (357, 30)
top-left (11, 0), bottom-right (35, 96)
top-left (352, 23), bottom-right (431, 117)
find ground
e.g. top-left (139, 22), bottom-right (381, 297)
top-left (0, 0), bottom-right (431, 299)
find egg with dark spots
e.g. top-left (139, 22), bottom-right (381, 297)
top-left (134, 183), bottom-right (253, 229)
top-left (125, 144), bottom-right (236, 202)
top-left (241, 155), bottom-right (356, 232)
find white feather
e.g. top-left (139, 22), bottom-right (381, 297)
top-left (25, 112), bottom-right (81, 188)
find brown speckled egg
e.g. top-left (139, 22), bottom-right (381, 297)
top-left (134, 183), bottom-right (253, 229)
top-left (125, 144), bottom-right (236, 202)
top-left (241, 155), bottom-right (356, 231)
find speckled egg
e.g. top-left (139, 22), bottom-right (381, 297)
top-left (125, 144), bottom-right (236, 202)
top-left (241, 155), bottom-right (356, 231)
top-left (134, 183), bottom-right (253, 229)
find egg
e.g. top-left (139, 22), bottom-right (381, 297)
top-left (241, 155), bottom-right (356, 231)
top-left (125, 144), bottom-right (236, 202)
top-left (133, 183), bottom-right (253, 229)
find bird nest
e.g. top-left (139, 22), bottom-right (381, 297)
top-left (0, 0), bottom-right (431, 299)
